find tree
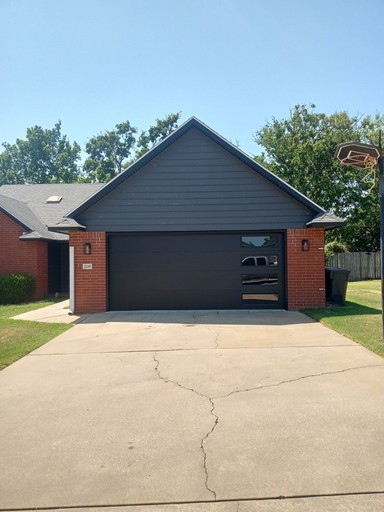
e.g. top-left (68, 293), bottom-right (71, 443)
top-left (0, 121), bottom-right (81, 185)
top-left (83, 113), bottom-right (181, 182)
top-left (254, 104), bottom-right (384, 251)
top-left (136, 112), bottom-right (181, 158)
top-left (0, 144), bottom-right (23, 184)
top-left (83, 121), bottom-right (137, 183)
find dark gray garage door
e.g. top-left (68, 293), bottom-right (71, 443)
top-left (108, 233), bottom-right (285, 310)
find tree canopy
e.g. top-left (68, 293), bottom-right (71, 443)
top-left (136, 113), bottom-right (181, 159)
top-left (0, 113), bottom-right (181, 186)
top-left (83, 113), bottom-right (181, 182)
top-left (254, 104), bottom-right (384, 251)
top-left (83, 120), bottom-right (137, 183)
top-left (0, 121), bottom-right (81, 185)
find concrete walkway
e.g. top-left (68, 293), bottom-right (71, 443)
top-left (12, 299), bottom-right (87, 324)
top-left (1, 309), bottom-right (384, 511)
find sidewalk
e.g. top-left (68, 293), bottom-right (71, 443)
top-left (12, 299), bottom-right (90, 324)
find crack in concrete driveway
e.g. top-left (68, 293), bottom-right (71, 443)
top-left (212, 364), bottom-right (384, 399)
top-left (153, 348), bottom-right (384, 501)
top-left (154, 352), bottom-right (218, 499)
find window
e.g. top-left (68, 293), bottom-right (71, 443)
top-left (241, 235), bottom-right (278, 248)
top-left (242, 293), bottom-right (278, 303)
top-left (241, 255), bottom-right (278, 266)
top-left (241, 275), bottom-right (278, 286)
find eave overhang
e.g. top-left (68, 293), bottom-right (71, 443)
top-left (306, 212), bottom-right (345, 230)
top-left (0, 205), bottom-right (31, 231)
top-left (48, 218), bottom-right (86, 234)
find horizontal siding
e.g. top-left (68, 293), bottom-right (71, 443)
top-left (79, 127), bottom-right (313, 232)
top-left (86, 207), bottom-right (304, 215)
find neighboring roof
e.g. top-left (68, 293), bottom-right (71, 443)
top-left (0, 184), bottom-right (102, 241)
top-left (67, 116), bottom-right (328, 221)
top-left (0, 195), bottom-right (44, 233)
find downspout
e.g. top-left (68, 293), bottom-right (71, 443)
top-left (69, 246), bottom-right (75, 314)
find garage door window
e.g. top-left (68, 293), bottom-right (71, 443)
top-left (241, 274), bottom-right (278, 286)
top-left (241, 255), bottom-right (278, 266)
top-left (242, 293), bottom-right (279, 303)
top-left (241, 235), bottom-right (278, 248)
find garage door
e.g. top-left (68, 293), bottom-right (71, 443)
top-left (108, 233), bottom-right (285, 310)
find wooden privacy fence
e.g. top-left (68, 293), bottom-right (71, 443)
top-left (326, 252), bottom-right (381, 281)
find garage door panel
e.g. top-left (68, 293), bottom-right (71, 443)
top-left (110, 270), bottom-right (242, 291)
top-left (111, 289), bottom-right (244, 310)
top-left (111, 252), bottom-right (239, 272)
top-left (108, 233), bottom-right (285, 310)
top-left (111, 234), bottom-right (240, 253)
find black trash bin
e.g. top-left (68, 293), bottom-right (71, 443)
top-left (325, 267), bottom-right (350, 306)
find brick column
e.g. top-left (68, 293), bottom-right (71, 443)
top-left (286, 228), bottom-right (326, 310)
top-left (69, 232), bottom-right (107, 314)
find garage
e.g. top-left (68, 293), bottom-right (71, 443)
top-left (108, 232), bottom-right (285, 310)
top-left (53, 117), bottom-right (344, 314)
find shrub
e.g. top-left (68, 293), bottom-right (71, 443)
top-left (0, 273), bottom-right (35, 304)
top-left (325, 240), bottom-right (349, 259)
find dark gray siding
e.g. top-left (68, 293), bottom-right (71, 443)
top-left (78, 127), bottom-right (313, 231)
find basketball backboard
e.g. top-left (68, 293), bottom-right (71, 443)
top-left (335, 142), bottom-right (381, 168)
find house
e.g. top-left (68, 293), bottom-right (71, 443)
top-left (0, 117), bottom-right (343, 311)
top-left (46, 117), bottom-right (343, 314)
top-left (0, 184), bottom-right (102, 298)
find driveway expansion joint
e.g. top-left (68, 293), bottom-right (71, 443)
top-left (4, 492), bottom-right (384, 511)
top-left (153, 351), bottom-right (218, 499)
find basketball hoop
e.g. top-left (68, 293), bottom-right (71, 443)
top-left (336, 142), bottom-right (381, 193)
top-left (335, 142), bottom-right (381, 169)
top-left (335, 136), bottom-right (384, 341)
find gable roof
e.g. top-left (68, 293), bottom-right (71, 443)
top-left (67, 117), bottom-right (331, 222)
top-left (0, 184), bottom-right (102, 241)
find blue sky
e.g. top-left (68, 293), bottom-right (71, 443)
top-left (1, 0), bottom-right (383, 157)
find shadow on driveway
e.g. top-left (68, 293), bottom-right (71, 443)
top-left (78, 309), bottom-right (318, 326)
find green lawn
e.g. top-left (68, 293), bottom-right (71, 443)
top-left (0, 300), bottom-right (72, 370)
top-left (303, 280), bottom-right (384, 357)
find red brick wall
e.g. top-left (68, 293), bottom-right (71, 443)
top-left (287, 228), bottom-right (326, 310)
top-left (0, 211), bottom-right (48, 299)
top-left (69, 231), bottom-right (107, 314)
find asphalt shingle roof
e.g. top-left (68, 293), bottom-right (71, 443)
top-left (0, 184), bottom-right (103, 241)
top-left (306, 212), bottom-right (344, 228)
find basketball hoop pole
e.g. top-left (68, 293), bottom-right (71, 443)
top-left (378, 130), bottom-right (384, 341)
top-left (336, 136), bottom-right (384, 341)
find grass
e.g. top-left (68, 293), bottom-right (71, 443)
top-left (0, 299), bottom-right (72, 371)
top-left (303, 280), bottom-right (384, 357)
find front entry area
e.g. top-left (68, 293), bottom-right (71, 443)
top-left (108, 232), bottom-right (285, 310)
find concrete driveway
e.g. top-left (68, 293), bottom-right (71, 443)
top-left (1, 310), bottom-right (384, 511)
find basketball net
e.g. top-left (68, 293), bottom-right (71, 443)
top-left (362, 155), bottom-right (379, 194)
